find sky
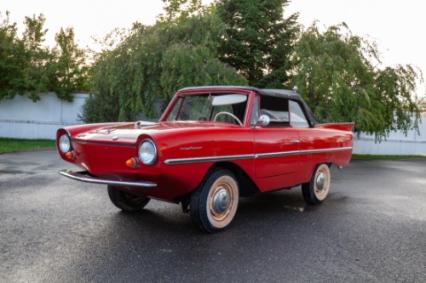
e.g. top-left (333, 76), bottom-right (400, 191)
top-left (1, 0), bottom-right (425, 97)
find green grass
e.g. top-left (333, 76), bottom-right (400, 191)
top-left (352, 154), bottom-right (426, 160)
top-left (0, 138), bottom-right (55, 154)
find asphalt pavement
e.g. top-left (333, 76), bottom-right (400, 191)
top-left (0, 150), bottom-right (425, 282)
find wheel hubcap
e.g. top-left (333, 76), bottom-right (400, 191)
top-left (314, 165), bottom-right (331, 201)
top-left (212, 187), bottom-right (231, 214)
top-left (316, 172), bottom-right (325, 191)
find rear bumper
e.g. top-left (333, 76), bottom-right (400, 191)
top-left (59, 170), bottom-right (157, 188)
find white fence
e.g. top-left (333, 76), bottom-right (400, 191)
top-left (353, 113), bottom-right (426, 155)
top-left (0, 93), bottom-right (89, 139)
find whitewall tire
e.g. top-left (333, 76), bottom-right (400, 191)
top-left (302, 164), bottom-right (331, 205)
top-left (190, 169), bottom-right (239, 233)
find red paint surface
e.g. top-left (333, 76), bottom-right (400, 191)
top-left (57, 87), bottom-right (353, 202)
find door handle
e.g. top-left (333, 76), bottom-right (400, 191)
top-left (289, 139), bottom-right (300, 144)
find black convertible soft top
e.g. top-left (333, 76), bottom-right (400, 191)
top-left (179, 86), bottom-right (317, 126)
top-left (180, 85), bottom-right (298, 98)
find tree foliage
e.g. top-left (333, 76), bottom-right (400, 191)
top-left (0, 12), bottom-right (23, 99)
top-left (82, 6), bottom-right (246, 123)
top-left (217, 0), bottom-right (299, 87)
top-left (161, 0), bottom-right (202, 21)
top-left (0, 11), bottom-right (88, 101)
top-left (50, 27), bottom-right (89, 101)
top-left (19, 14), bottom-right (53, 101)
top-left (292, 24), bottom-right (421, 140)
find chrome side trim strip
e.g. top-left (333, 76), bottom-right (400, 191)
top-left (256, 146), bottom-right (353, 159)
top-left (164, 147), bottom-right (352, 165)
top-left (164, 154), bottom-right (255, 165)
top-left (59, 170), bottom-right (157, 188)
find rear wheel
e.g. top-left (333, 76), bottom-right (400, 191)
top-left (107, 186), bottom-right (150, 212)
top-left (190, 169), bottom-right (239, 233)
top-left (302, 164), bottom-right (331, 205)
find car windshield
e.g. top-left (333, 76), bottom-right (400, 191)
top-left (166, 93), bottom-right (248, 125)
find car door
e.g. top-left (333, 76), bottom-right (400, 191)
top-left (288, 99), bottom-right (316, 183)
top-left (253, 95), bottom-right (304, 191)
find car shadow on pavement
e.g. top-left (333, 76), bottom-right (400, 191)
top-left (110, 187), bottom-right (327, 235)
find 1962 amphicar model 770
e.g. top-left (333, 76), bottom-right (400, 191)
top-left (57, 86), bottom-right (353, 232)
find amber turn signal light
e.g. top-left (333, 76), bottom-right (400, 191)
top-left (125, 157), bottom-right (139, 169)
top-left (65, 151), bottom-right (75, 160)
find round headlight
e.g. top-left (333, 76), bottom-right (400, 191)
top-left (138, 139), bottom-right (157, 165)
top-left (59, 134), bottom-right (71, 153)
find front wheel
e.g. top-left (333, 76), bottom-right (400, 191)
top-left (190, 169), bottom-right (239, 233)
top-left (107, 186), bottom-right (150, 212)
top-left (302, 164), bottom-right (331, 205)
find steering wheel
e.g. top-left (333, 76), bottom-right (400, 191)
top-left (213, 111), bottom-right (243, 126)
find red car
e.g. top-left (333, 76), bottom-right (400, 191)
top-left (58, 86), bottom-right (353, 232)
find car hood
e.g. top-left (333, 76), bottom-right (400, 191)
top-left (72, 121), bottom-right (239, 144)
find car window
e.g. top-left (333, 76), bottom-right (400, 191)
top-left (211, 104), bottom-right (242, 124)
top-left (166, 93), bottom-right (247, 125)
top-left (259, 95), bottom-right (289, 127)
top-left (289, 100), bottom-right (310, 128)
top-left (250, 95), bottom-right (260, 126)
top-left (177, 95), bottom-right (210, 121)
top-left (167, 97), bottom-right (182, 121)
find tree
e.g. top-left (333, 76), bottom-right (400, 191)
top-left (20, 14), bottom-right (51, 100)
top-left (0, 11), bottom-right (23, 99)
top-left (0, 12), bottom-right (89, 102)
top-left (50, 27), bottom-right (88, 101)
top-left (160, 44), bottom-right (247, 95)
top-left (291, 24), bottom-right (421, 140)
top-left (0, 12), bottom-right (51, 101)
top-left (217, 0), bottom-right (299, 87)
top-left (83, 8), bottom-right (246, 123)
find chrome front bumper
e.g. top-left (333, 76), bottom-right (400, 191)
top-left (59, 170), bottom-right (157, 188)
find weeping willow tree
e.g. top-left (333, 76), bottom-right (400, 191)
top-left (292, 24), bottom-right (421, 141)
top-left (83, 4), bottom-right (246, 123)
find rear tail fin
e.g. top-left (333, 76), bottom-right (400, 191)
top-left (315, 122), bottom-right (354, 132)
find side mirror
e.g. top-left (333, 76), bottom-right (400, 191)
top-left (257, 114), bottom-right (270, 127)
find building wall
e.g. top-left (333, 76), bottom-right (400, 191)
top-left (0, 93), bottom-right (89, 139)
top-left (353, 112), bottom-right (426, 155)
